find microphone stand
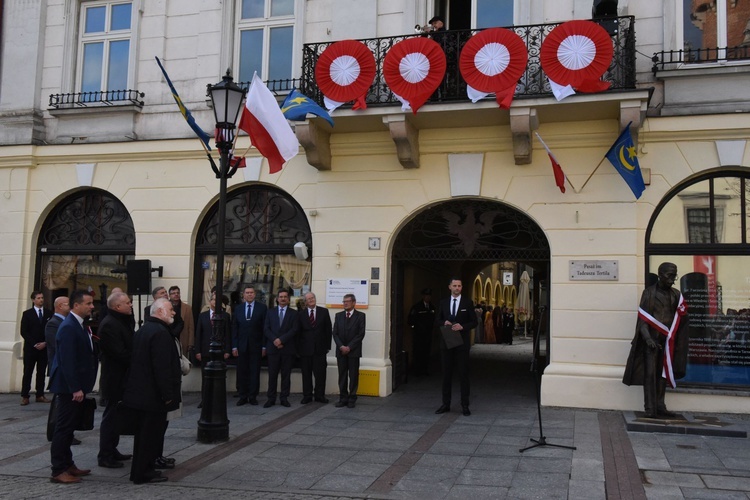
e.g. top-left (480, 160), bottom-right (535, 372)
top-left (520, 305), bottom-right (577, 453)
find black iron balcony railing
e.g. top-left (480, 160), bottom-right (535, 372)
top-left (652, 45), bottom-right (750, 73)
top-left (49, 89), bottom-right (145, 109)
top-left (300, 16), bottom-right (636, 108)
top-left (236, 78), bottom-right (300, 95)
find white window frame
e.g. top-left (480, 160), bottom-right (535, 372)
top-left (235, 0), bottom-right (303, 87)
top-left (75, 0), bottom-right (137, 93)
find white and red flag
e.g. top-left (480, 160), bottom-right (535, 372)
top-left (238, 73), bottom-right (299, 174)
top-left (535, 132), bottom-right (568, 193)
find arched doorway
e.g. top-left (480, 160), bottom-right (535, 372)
top-left (390, 198), bottom-right (550, 389)
top-left (192, 183), bottom-right (312, 315)
top-left (35, 188), bottom-right (135, 326)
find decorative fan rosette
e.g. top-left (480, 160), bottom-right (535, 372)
top-left (540, 20), bottom-right (614, 101)
top-left (459, 28), bottom-right (528, 109)
top-left (383, 37), bottom-right (446, 114)
top-left (315, 40), bottom-right (376, 112)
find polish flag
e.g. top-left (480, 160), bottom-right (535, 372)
top-left (535, 132), bottom-right (567, 193)
top-left (238, 73), bottom-right (300, 174)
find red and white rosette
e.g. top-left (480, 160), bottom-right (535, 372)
top-left (540, 20), bottom-right (614, 101)
top-left (314, 40), bottom-right (376, 112)
top-left (459, 28), bottom-right (528, 109)
top-left (383, 37), bottom-right (446, 113)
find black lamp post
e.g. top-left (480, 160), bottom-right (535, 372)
top-left (197, 69), bottom-right (245, 443)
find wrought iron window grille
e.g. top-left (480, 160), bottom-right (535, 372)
top-left (300, 16), bottom-right (636, 109)
top-left (652, 45), bottom-right (750, 73)
top-left (48, 89), bottom-right (145, 109)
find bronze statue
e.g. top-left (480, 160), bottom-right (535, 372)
top-left (623, 262), bottom-right (689, 418)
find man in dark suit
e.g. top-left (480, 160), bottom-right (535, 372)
top-left (263, 289), bottom-right (298, 407)
top-left (298, 292), bottom-right (333, 404)
top-left (45, 296), bottom-right (70, 375)
top-left (195, 293), bottom-right (231, 407)
top-left (122, 298), bottom-right (179, 485)
top-left (232, 285), bottom-right (268, 406)
top-left (97, 291), bottom-right (135, 468)
top-left (20, 290), bottom-right (53, 405)
top-left (48, 290), bottom-right (98, 484)
top-left (332, 294), bottom-right (366, 409)
top-left (435, 278), bottom-right (477, 416)
top-left (142, 286), bottom-right (167, 326)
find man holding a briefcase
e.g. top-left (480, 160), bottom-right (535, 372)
top-left (435, 279), bottom-right (477, 416)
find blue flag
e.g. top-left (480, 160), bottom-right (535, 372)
top-left (280, 89), bottom-right (334, 127)
top-left (154, 56), bottom-right (212, 150)
top-left (605, 123), bottom-right (645, 199)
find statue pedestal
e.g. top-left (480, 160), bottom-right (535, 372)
top-left (624, 411), bottom-right (747, 438)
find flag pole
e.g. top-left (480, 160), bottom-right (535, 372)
top-left (577, 156), bottom-right (607, 193)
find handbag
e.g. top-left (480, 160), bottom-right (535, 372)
top-left (180, 353), bottom-right (192, 376)
top-left (76, 397), bottom-right (97, 431)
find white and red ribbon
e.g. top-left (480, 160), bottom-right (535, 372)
top-left (638, 294), bottom-right (688, 389)
top-left (383, 37), bottom-right (445, 114)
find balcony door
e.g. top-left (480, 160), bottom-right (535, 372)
top-left (435, 0), bottom-right (514, 30)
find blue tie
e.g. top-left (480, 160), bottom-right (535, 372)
top-left (246, 303), bottom-right (252, 320)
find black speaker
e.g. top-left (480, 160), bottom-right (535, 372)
top-left (127, 259), bottom-right (152, 295)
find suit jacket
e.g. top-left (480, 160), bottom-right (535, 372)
top-left (123, 316), bottom-right (181, 413)
top-left (195, 309), bottom-right (231, 360)
top-left (264, 306), bottom-right (298, 356)
top-left (21, 306), bottom-right (52, 351)
top-left (297, 306), bottom-right (333, 357)
top-left (45, 314), bottom-right (64, 373)
top-left (332, 309), bottom-right (366, 358)
top-left (435, 296), bottom-right (477, 348)
top-left (48, 314), bottom-right (98, 395)
top-left (232, 300), bottom-right (268, 352)
top-left (97, 309), bottom-right (135, 403)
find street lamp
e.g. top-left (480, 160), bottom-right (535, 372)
top-left (197, 69), bottom-right (245, 443)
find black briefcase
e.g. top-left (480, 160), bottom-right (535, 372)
top-left (76, 397), bottom-right (97, 431)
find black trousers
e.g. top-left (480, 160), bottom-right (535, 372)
top-left (237, 347), bottom-right (262, 399)
top-left (130, 410), bottom-right (166, 482)
top-left (440, 345), bottom-right (470, 407)
top-left (21, 347), bottom-right (47, 397)
top-left (266, 353), bottom-right (293, 402)
top-left (98, 399), bottom-right (122, 461)
top-left (50, 393), bottom-right (83, 476)
top-left (336, 355), bottom-right (360, 403)
top-left (300, 353), bottom-right (328, 399)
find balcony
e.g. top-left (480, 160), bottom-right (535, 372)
top-left (295, 17), bottom-right (646, 169)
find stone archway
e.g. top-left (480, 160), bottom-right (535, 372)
top-left (390, 198), bottom-right (550, 389)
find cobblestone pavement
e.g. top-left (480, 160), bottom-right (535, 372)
top-left (2, 339), bottom-right (749, 499)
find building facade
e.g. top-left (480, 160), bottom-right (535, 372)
top-left (1, 0), bottom-right (749, 413)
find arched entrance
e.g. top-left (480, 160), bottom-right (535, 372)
top-left (35, 188), bottom-right (135, 326)
top-left (390, 198), bottom-right (550, 389)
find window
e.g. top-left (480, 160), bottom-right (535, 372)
top-left (237, 0), bottom-right (296, 88)
top-left (78, 1), bottom-right (133, 94)
top-left (434, 0), bottom-right (515, 30)
top-left (680, 0), bottom-right (750, 61)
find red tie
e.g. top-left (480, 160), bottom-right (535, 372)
top-left (310, 309), bottom-right (316, 326)
top-left (346, 311), bottom-right (351, 320)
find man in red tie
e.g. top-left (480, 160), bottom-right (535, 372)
top-left (332, 294), bottom-right (366, 408)
top-left (297, 292), bottom-right (333, 404)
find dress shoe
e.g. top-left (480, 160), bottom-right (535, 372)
top-left (314, 397), bottom-right (329, 404)
top-left (154, 457), bottom-right (175, 469)
top-left (263, 400), bottom-right (276, 408)
top-left (20, 397), bottom-right (29, 406)
top-left (347, 402), bottom-right (356, 408)
top-left (280, 400), bottom-right (291, 407)
top-left (113, 451), bottom-right (132, 461)
top-left (158, 456), bottom-right (175, 465)
top-left (71, 437), bottom-right (82, 446)
top-left (435, 404), bottom-right (450, 414)
top-left (657, 408), bottom-right (677, 418)
top-left (50, 471), bottom-right (81, 484)
top-left (98, 459), bottom-right (124, 468)
top-left (249, 398), bottom-right (259, 406)
top-left (36, 396), bottom-right (51, 403)
top-left (300, 397), bottom-right (313, 404)
top-left (134, 475), bottom-right (168, 484)
top-left (334, 401), bottom-right (348, 408)
top-left (67, 465), bottom-right (91, 477)
top-left (236, 398), bottom-right (248, 406)
top-left (462, 406), bottom-right (471, 416)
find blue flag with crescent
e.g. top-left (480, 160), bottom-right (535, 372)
top-left (280, 89), bottom-right (334, 127)
top-left (605, 122), bottom-right (645, 199)
top-left (154, 56), bottom-right (212, 150)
